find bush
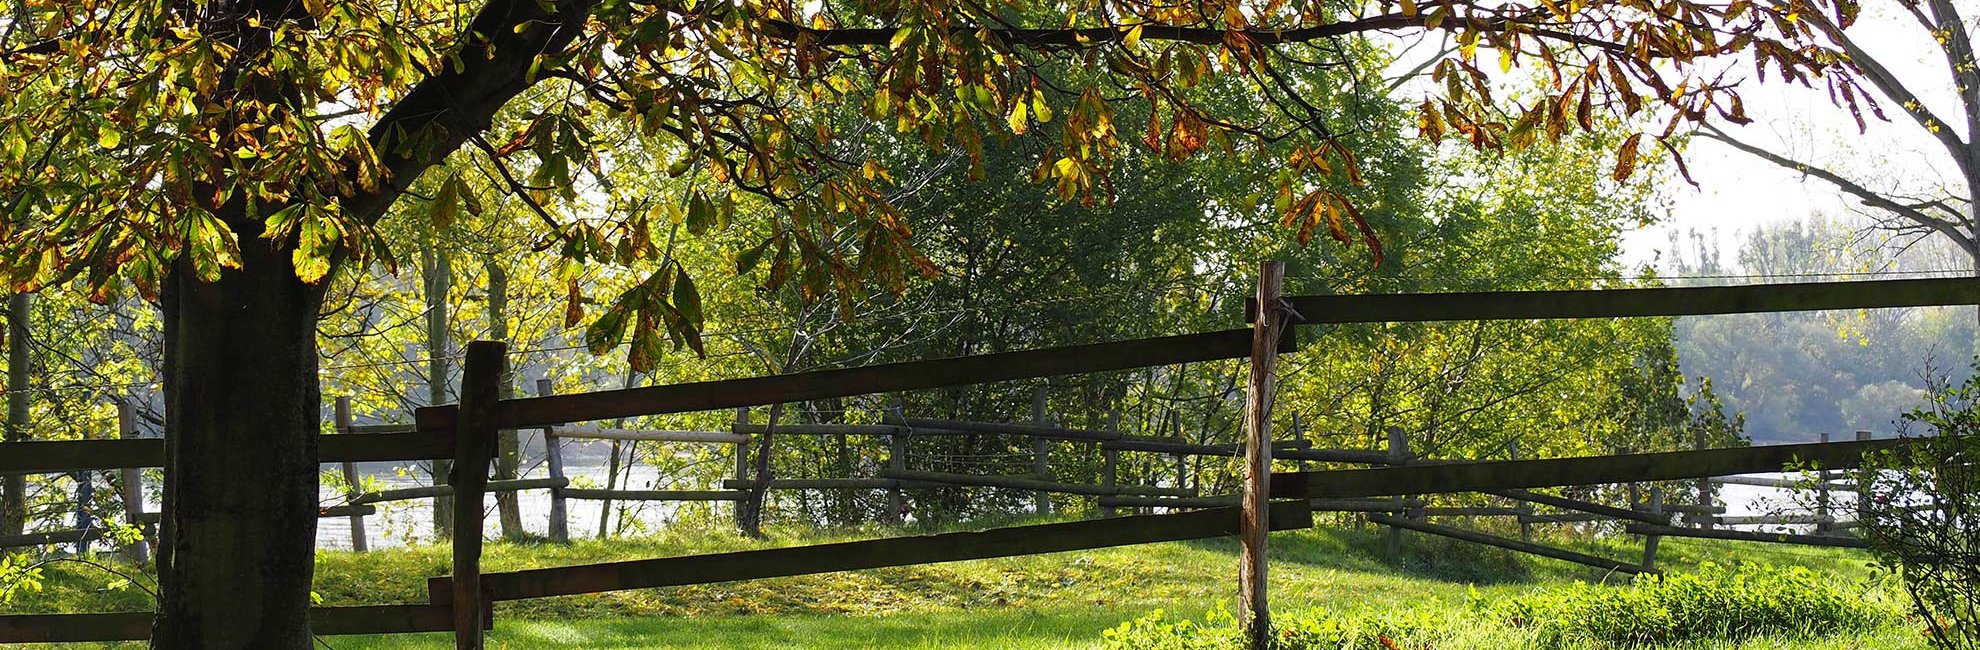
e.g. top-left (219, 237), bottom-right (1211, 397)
top-left (1856, 366), bottom-right (1980, 650)
top-left (1492, 561), bottom-right (1891, 646)
top-left (1101, 607), bottom-right (1451, 650)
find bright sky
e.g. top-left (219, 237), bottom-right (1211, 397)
top-left (1614, 5), bottom-right (1968, 271)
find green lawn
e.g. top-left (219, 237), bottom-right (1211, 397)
top-left (2, 518), bottom-right (1928, 649)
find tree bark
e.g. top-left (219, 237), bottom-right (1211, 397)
top-left (156, 231), bottom-right (325, 648)
top-left (486, 261), bottom-right (524, 540)
top-left (740, 403), bottom-right (781, 537)
top-left (424, 236), bottom-right (454, 540)
top-left (2, 291), bottom-right (28, 536)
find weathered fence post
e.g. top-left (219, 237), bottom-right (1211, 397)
top-left (734, 407), bottom-right (753, 531)
top-left (1386, 426), bottom-right (1410, 558)
top-left (1032, 386), bottom-right (1052, 516)
top-left (538, 379), bottom-right (569, 544)
top-left (1815, 432), bottom-right (1832, 535)
top-left (72, 471), bottom-right (91, 556)
top-left (1240, 260), bottom-right (1286, 650)
top-left (1101, 409), bottom-right (1121, 517)
top-left (116, 403), bottom-right (148, 563)
top-left (451, 341), bottom-right (503, 650)
top-left (334, 397), bottom-right (367, 553)
top-left (1694, 429), bottom-right (1714, 530)
top-left (1854, 430), bottom-right (1871, 530)
top-left (1510, 440), bottom-right (1531, 542)
top-left (1641, 487), bottom-right (1664, 571)
top-left (885, 404), bottom-right (907, 525)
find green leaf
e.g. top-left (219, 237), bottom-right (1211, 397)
top-left (97, 124), bottom-right (122, 149)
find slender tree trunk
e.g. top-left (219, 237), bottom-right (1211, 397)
top-left (740, 403), bottom-right (781, 537)
top-left (485, 261), bottom-right (523, 540)
top-left (423, 238), bottom-right (454, 540)
top-left (2, 292), bottom-right (29, 536)
top-left (156, 232), bottom-right (324, 648)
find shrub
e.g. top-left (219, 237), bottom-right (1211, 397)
top-left (1493, 561), bottom-right (1891, 646)
top-left (1856, 366), bottom-right (1980, 650)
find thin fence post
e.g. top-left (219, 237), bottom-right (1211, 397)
top-left (1239, 260), bottom-right (1286, 650)
top-left (72, 470), bottom-right (92, 556)
top-left (451, 341), bottom-right (503, 650)
top-left (1386, 426), bottom-right (1409, 559)
top-left (1815, 432), bottom-right (1832, 535)
top-left (1641, 487), bottom-right (1664, 571)
top-left (335, 397), bottom-right (367, 553)
top-left (885, 404), bottom-right (906, 525)
top-left (1101, 409), bottom-right (1121, 518)
top-left (1854, 430), bottom-right (1871, 531)
top-left (1623, 446), bottom-right (1639, 509)
top-left (1511, 440), bottom-right (1531, 542)
top-left (539, 379), bottom-right (569, 545)
top-left (1695, 429), bottom-right (1714, 530)
top-left (116, 403), bottom-right (148, 563)
top-left (1032, 386), bottom-right (1051, 517)
top-left (734, 407), bottom-right (752, 532)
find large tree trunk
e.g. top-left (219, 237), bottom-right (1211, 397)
top-left (2, 292), bottom-right (28, 536)
top-left (156, 233), bottom-right (325, 648)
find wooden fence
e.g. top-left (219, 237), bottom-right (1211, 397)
top-left (0, 275), bottom-right (1973, 646)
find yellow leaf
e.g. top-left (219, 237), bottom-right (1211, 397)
top-left (1124, 24), bottom-right (1144, 50)
top-left (1008, 101), bottom-right (1029, 135)
top-left (1399, 0), bottom-right (1418, 17)
top-left (97, 124), bottom-right (121, 149)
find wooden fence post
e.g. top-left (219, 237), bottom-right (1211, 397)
top-left (1695, 429), bottom-right (1714, 530)
top-left (450, 341), bottom-right (503, 650)
top-left (1854, 430), bottom-right (1871, 530)
top-left (334, 397), bottom-right (368, 553)
top-left (1032, 386), bottom-right (1052, 517)
top-left (1510, 440), bottom-right (1531, 542)
top-left (1101, 409), bottom-right (1121, 518)
top-left (1240, 260), bottom-right (1286, 650)
top-left (885, 404), bottom-right (906, 525)
top-left (1815, 432), bottom-right (1832, 535)
top-left (115, 403), bottom-right (147, 564)
top-left (1641, 487), bottom-right (1663, 571)
top-left (538, 379), bottom-right (569, 544)
top-left (734, 407), bottom-right (752, 532)
top-left (1386, 426), bottom-right (1409, 558)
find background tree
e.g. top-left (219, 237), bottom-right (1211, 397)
top-left (1699, 2), bottom-right (1980, 332)
top-left (0, 0), bottom-right (1869, 645)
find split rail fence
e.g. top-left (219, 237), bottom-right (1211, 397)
top-left (0, 275), bottom-right (1971, 646)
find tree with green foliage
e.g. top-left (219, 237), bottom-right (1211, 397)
top-left (0, 0), bottom-right (1871, 645)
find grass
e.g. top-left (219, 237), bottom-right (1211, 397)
top-left (0, 516), bottom-right (1928, 649)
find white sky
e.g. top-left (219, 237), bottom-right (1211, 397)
top-left (1615, 5), bottom-right (1969, 270)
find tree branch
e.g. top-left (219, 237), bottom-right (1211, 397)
top-left (343, 0), bottom-right (600, 225)
top-left (1700, 125), bottom-right (1975, 253)
top-left (1802, 9), bottom-right (1971, 168)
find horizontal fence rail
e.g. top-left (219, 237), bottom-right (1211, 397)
top-left (1273, 439), bottom-right (1909, 499)
top-left (418, 329), bottom-right (1286, 431)
top-left (0, 432), bottom-right (453, 473)
top-left (0, 604), bottom-right (475, 643)
top-left (1263, 277), bottom-right (1980, 325)
top-left (436, 500), bottom-right (1313, 601)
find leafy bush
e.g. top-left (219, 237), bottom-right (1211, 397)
top-left (1492, 561), bottom-right (1891, 646)
top-left (1101, 607), bottom-right (1448, 650)
top-left (1857, 366), bottom-right (1980, 650)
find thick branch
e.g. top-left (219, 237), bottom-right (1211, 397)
top-left (760, 13), bottom-right (1631, 54)
top-left (343, 0), bottom-right (599, 225)
top-left (1803, 10), bottom-right (1971, 169)
top-left (1701, 125), bottom-right (1976, 255)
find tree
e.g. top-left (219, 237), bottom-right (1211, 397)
top-left (0, 0), bottom-right (1867, 645)
top-left (1698, 2), bottom-right (1980, 331)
